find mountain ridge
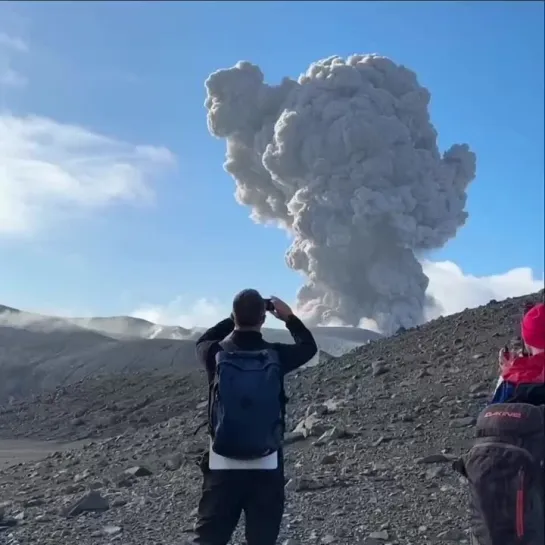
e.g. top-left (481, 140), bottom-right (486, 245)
top-left (0, 303), bottom-right (381, 402)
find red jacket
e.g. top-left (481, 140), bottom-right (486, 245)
top-left (501, 353), bottom-right (545, 385)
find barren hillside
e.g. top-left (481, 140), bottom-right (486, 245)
top-left (0, 290), bottom-right (543, 544)
top-left (0, 306), bottom-right (380, 403)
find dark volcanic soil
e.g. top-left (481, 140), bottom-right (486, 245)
top-left (0, 290), bottom-right (543, 545)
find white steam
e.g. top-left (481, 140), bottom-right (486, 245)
top-left (205, 55), bottom-right (477, 333)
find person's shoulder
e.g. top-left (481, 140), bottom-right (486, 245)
top-left (196, 337), bottom-right (221, 350)
top-left (261, 341), bottom-right (287, 358)
top-left (195, 338), bottom-right (222, 360)
top-left (267, 341), bottom-right (290, 351)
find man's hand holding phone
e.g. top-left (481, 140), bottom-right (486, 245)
top-left (265, 296), bottom-right (294, 322)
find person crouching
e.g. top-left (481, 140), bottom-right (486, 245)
top-left (491, 302), bottom-right (545, 405)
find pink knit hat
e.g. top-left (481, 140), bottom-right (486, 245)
top-left (521, 303), bottom-right (545, 350)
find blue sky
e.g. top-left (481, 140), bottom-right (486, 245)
top-left (0, 1), bottom-right (543, 326)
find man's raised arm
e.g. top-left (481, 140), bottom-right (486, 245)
top-left (195, 317), bottom-right (234, 378)
top-left (267, 296), bottom-right (318, 374)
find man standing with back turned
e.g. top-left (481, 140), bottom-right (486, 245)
top-left (190, 289), bottom-right (318, 545)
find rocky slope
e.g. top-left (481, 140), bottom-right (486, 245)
top-left (0, 290), bottom-right (543, 545)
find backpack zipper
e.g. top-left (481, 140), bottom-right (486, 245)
top-left (516, 468), bottom-right (525, 540)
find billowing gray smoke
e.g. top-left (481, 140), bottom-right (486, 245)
top-left (205, 55), bottom-right (477, 333)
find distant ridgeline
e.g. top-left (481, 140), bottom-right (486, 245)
top-left (0, 305), bottom-right (381, 403)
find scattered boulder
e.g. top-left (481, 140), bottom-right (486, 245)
top-left (320, 453), bottom-right (338, 465)
top-left (103, 525), bottom-right (123, 536)
top-left (64, 491), bottom-right (109, 517)
top-left (124, 466), bottom-right (153, 478)
top-left (164, 454), bottom-right (183, 471)
top-left (416, 454), bottom-right (455, 464)
top-left (425, 466), bottom-right (446, 479)
top-left (293, 413), bottom-right (327, 438)
top-left (371, 360), bottom-right (388, 377)
top-left (450, 417), bottom-right (476, 428)
top-left (313, 426), bottom-right (350, 446)
top-left (369, 529), bottom-right (389, 541)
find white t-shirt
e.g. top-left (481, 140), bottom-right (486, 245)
top-left (208, 438), bottom-right (278, 470)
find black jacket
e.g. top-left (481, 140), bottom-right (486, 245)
top-left (195, 315), bottom-right (318, 384)
top-left (509, 384), bottom-right (545, 406)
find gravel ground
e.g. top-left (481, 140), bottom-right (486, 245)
top-left (0, 440), bottom-right (90, 470)
top-left (0, 290), bottom-right (543, 545)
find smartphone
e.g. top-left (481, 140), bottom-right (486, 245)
top-left (264, 298), bottom-right (275, 312)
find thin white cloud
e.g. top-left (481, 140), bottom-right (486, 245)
top-left (0, 31), bottom-right (27, 89)
top-left (0, 66), bottom-right (26, 87)
top-left (130, 263), bottom-right (544, 330)
top-left (0, 32), bottom-right (28, 52)
top-left (131, 297), bottom-right (230, 329)
top-left (0, 29), bottom-right (176, 235)
top-left (0, 114), bottom-right (176, 236)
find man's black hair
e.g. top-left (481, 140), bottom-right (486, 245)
top-left (232, 289), bottom-right (266, 328)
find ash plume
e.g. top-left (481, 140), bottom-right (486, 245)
top-left (204, 55), bottom-right (477, 333)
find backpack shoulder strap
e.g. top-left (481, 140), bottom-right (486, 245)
top-left (216, 338), bottom-right (250, 362)
top-left (218, 338), bottom-right (237, 353)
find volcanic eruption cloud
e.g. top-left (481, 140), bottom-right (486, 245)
top-left (205, 55), bottom-right (477, 333)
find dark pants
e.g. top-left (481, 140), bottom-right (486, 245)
top-left (192, 452), bottom-right (285, 545)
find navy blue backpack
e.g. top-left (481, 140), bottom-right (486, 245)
top-left (208, 340), bottom-right (286, 460)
